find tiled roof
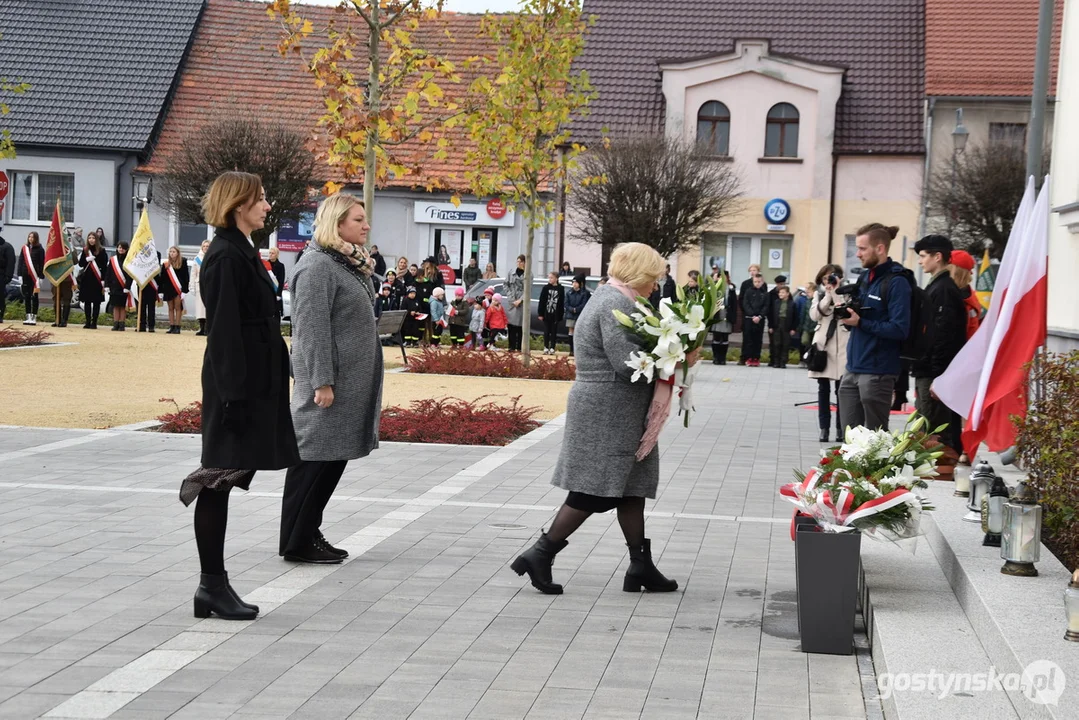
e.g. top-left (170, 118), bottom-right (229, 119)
top-left (573, 0), bottom-right (925, 155)
top-left (926, 0), bottom-right (1063, 97)
top-left (142, 0), bottom-right (500, 191)
top-left (0, 0), bottom-right (204, 152)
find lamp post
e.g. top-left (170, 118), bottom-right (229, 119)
top-left (949, 109), bottom-right (969, 237)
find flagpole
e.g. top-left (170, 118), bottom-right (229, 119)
top-left (136, 286), bottom-right (143, 332)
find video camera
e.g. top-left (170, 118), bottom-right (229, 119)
top-left (834, 282), bottom-right (861, 320)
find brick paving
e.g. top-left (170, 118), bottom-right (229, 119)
top-left (0, 363), bottom-right (872, 719)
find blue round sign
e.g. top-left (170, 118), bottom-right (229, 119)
top-left (764, 198), bottom-right (791, 224)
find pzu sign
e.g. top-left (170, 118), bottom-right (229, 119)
top-left (763, 198), bottom-right (791, 225)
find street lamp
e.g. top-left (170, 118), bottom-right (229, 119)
top-left (949, 109), bottom-right (969, 236)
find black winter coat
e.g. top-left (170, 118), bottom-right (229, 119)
top-left (105, 252), bottom-right (133, 310)
top-left (200, 226), bottom-right (299, 471)
top-left (741, 284), bottom-right (770, 318)
top-left (538, 282), bottom-right (565, 322)
top-left (911, 270), bottom-right (967, 378)
top-left (565, 287), bottom-right (590, 320)
top-left (77, 247), bottom-right (109, 303)
top-left (159, 258), bottom-right (190, 301)
top-left (0, 237), bottom-right (14, 286)
top-left (17, 244), bottom-right (44, 284)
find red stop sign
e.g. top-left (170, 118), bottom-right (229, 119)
top-left (486, 198), bottom-right (507, 220)
top-left (0, 171), bottom-right (8, 201)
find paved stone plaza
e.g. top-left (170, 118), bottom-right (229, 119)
top-left (0, 364), bottom-right (876, 719)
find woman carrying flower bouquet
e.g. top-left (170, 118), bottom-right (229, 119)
top-left (511, 243), bottom-right (699, 595)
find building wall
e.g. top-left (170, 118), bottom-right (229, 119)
top-left (1047, 0), bottom-right (1079, 351)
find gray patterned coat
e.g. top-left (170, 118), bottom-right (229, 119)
top-left (551, 284), bottom-right (659, 498)
top-left (503, 270), bottom-right (525, 326)
top-left (289, 248), bottom-right (383, 462)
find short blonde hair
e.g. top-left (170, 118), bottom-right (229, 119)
top-left (949, 264), bottom-right (972, 289)
top-left (607, 242), bottom-right (665, 289)
top-left (312, 193), bottom-right (363, 250)
top-left (201, 171), bottom-right (262, 228)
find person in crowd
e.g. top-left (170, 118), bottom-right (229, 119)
top-left (405, 262), bottom-right (420, 288)
top-left (710, 271), bottom-right (739, 365)
top-left (564, 275), bottom-right (590, 356)
top-left (447, 285), bottom-right (471, 347)
top-left (137, 251), bottom-right (161, 333)
top-left (838, 223), bottom-right (911, 432)
top-left (538, 271), bottom-right (565, 355)
top-left (807, 266), bottom-right (849, 442)
top-left (767, 285), bottom-right (796, 368)
top-left (661, 264), bottom-right (677, 301)
top-left (740, 274), bottom-right (769, 367)
top-left (683, 269), bottom-right (701, 301)
top-left (428, 286), bottom-right (446, 345)
top-left (178, 171), bottom-right (299, 621)
top-left (463, 257), bottom-right (483, 290)
top-left (281, 193), bottom-right (382, 565)
top-left (467, 295), bottom-right (486, 349)
top-left (912, 235), bottom-right (967, 456)
top-left (0, 226), bottom-right (13, 322)
top-left (193, 239), bottom-right (211, 336)
top-left (504, 254), bottom-right (526, 351)
top-left (400, 286), bottom-right (423, 346)
top-left (395, 256), bottom-right (409, 279)
top-left (106, 240), bottom-right (132, 331)
top-left (384, 270), bottom-right (403, 303)
top-left (375, 282), bottom-right (393, 315)
top-left (18, 231), bottom-right (45, 325)
top-left (160, 246), bottom-right (191, 334)
top-left (949, 249), bottom-right (982, 340)
top-left (486, 292), bottom-right (508, 347)
top-left (790, 280), bottom-right (810, 360)
top-left (768, 274), bottom-right (789, 306)
top-left (267, 247), bottom-right (286, 319)
top-left (559, 260), bottom-right (573, 277)
top-left (369, 243), bottom-right (387, 278)
top-left (739, 263), bottom-right (763, 299)
top-left (94, 226), bottom-right (108, 247)
top-left (511, 242), bottom-right (699, 596)
top-left (78, 232), bottom-right (108, 329)
top-left (798, 278), bottom-right (821, 363)
top-left (420, 256), bottom-right (443, 296)
top-left (483, 261), bottom-right (498, 280)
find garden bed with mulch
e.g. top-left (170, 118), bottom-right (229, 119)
top-left (405, 347), bottom-right (576, 381)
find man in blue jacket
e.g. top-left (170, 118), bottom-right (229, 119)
top-left (838, 223), bottom-right (911, 431)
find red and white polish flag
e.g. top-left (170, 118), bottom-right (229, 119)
top-left (934, 175), bottom-right (1049, 452)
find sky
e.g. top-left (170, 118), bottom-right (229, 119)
top-left (293, 0), bottom-right (522, 11)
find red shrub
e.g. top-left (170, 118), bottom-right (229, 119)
top-left (0, 327), bottom-right (52, 348)
top-left (406, 347), bottom-right (575, 381)
top-left (156, 397), bottom-right (203, 434)
top-left (380, 395), bottom-right (542, 445)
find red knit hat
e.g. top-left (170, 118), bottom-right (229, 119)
top-left (951, 250), bottom-right (975, 271)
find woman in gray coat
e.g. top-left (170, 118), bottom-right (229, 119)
top-left (280, 194), bottom-right (384, 564)
top-left (512, 243), bottom-right (700, 595)
top-left (503, 254), bottom-right (526, 351)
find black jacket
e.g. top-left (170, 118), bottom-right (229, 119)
top-left (741, 284), bottom-right (770, 318)
top-left (17, 243), bottom-right (44, 283)
top-left (160, 258), bottom-right (191, 301)
top-left (269, 259), bottom-right (285, 297)
top-left (77, 247), bottom-right (109, 303)
top-left (0, 236), bottom-right (14, 286)
top-left (371, 251), bottom-right (387, 278)
top-left (565, 287), bottom-right (590, 320)
top-left (911, 270), bottom-right (967, 378)
top-left (767, 295), bottom-right (796, 332)
top-left (538, 282), bottom-right (565, 322)
top-left (200, 226), bottom-right (299, 471)
top-left (662, 276), bottom-right (677, 301)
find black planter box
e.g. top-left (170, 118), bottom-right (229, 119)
top-left (795, 523), bottom-right (861, 655)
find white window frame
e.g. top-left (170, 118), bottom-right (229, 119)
top-left (8, 170), bottom-right (76, 225)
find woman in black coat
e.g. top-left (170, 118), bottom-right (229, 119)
top-left (17, 231), bottom-right (44, 325)
top-left (740, 274), bottom-right (770, 366)
top-left (537, 272), bottom-right (565, 354)
top-left (178, 171), bottom-right (300, 621)
top-left (159, 246), bottom-right (190, 334)
top-left (78, 232), bottom-right (109, 328)
top-left (105, 241), bottom-right (133, 330)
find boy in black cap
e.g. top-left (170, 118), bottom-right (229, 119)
top-left (911, 234), bottom-right (966, 455)
top-left (401, 285), bottom-right (424, 346)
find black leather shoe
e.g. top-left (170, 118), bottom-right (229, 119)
top-left (819, 429), bottom-right (829, 443)
top-left (511, 531), bottom-right (568, 594)
top-left (193, 573), bottom-right (258, 620)
top-left (315, 530), bottom-right (348, 558)
top-left (284, 542), bottom-right (343, 564)
top-left (623, 539), bottom-right (677, 592)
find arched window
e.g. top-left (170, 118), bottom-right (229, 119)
top-left (765, 102), bottom-right (799, 157)
top-left (696, 101), bottom-right (730, 156)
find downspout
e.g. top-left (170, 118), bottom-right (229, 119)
top-left (826, 153), bottom-right (838, 265)
top-left (917, 97), bottom-right (936, 241)
top-left (557, 147), bottom-right (567, 267)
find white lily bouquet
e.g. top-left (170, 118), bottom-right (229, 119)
top-left (612, 275), bottom-right (727, 427)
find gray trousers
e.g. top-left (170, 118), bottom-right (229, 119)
top-left (838, 372), bottom-right (895, 432)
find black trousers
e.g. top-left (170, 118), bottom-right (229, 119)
top-left (711, 332), bottom-right (729, 363)
top-left (21, 283), bottom-right (38, 314)
top-left (769, 329), bottom-right (791, 367)
top-left (139, 295), bottom-right (156, 330)
top-left (279, 460), bottom-right (348, 555)
top-left (817, 378), bottom-right (841, 433)
top-left (449, 324), bottom-right (466, 345)
top-left (542, 319), bottom-right (558, 350)
top-left (508, 324), bottom-right (523, 351)
top-left (742, 321), bottom-right (764, 360)
top-left (84, 302), bottom-right (100, 327)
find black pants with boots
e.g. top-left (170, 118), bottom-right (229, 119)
top-left (279, 460), bottom-right (348, 556)
top-left (817, 378), bottom-right (842, 437)
top-left (508, 324), bottom-right (523, 351)
top-left (711, 332), bottom-right (729, 364)
top-left (139, 296), bottom-right (156, 331)
top-left (742, 321), bottom-right (764, 361)
top-left (22, 283), bottom-right (39, 315)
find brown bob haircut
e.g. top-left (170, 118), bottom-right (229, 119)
top-left (856, 222), bottom-right (899, 249)
top-left (201, 171), bottom-right (263, 229)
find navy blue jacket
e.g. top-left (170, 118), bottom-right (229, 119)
top-left (845, 259), bottom-right (911, 376)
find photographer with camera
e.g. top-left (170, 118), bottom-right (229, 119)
top-left (805, 264), bottom-right (848, 442)
top-left (837, 223), bottom-right (911, 431)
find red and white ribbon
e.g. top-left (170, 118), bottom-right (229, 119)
top-left (22, 245), bottom-right (39, 290)
top-left (86, 256), bottom-right (103, 286)
top-left (165, 263), bottom-right (183, 296)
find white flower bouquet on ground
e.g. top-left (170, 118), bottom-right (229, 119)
top-left (613, 275), bottom-right (727, 427)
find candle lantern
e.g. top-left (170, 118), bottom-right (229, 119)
top-left (965, 460), bottom-right (995, 523)
top-left (980, 475), bottom-right (1009, 547)
top-left (1000, 481), bottom-right (1042, 577)
top-left (1066, 570), bottom-right (1079, 642)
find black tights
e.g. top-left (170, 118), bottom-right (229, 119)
top-left (547, 496), bottom-right (646, 547)
top-left (194, 487), bottom-right (230, 575)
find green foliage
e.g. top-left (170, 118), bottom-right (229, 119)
top-left (1014, 351), bottom-right (1079, 571)
top-left (0, 32), bottom-right (30, 159)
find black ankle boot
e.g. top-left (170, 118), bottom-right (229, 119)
top-left (623, 538), bottom-right (678, 593)
top-left (511, 531), bottom-right (568, 594)
top-left (193, 573), bottom-right (258, 620)
top-left (196, 319), bottom-right (206, 336)
top-left (222, 571), bottom-right (259, 613)
top-left (819, 428), bottom-right (829, 443)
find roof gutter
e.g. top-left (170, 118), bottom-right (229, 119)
top-left (826, 153), bottom-right (838, 266)
top-left (927, 94), bottom-right (1054, 102)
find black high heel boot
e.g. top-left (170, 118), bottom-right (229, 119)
top-left (511, 531), bottom-right (568, 595)
top-left (222, 572), bottom-right (259, 613)
top-left (193, 573), bottom-right (258, 620)
top-left (819, 428), bottom-right (829, 443)
top-left (623, 538), bottom-right (678, 592)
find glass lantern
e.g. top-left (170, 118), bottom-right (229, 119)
top-left (981, 476), bottom-right (1008, 547)
top-left (966, 460), bottom-right (995, 522)
top-left (1000, 481), bottom-right (1042, 577)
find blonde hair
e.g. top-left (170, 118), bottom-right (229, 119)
top-left (950, 264), bottom-right (972, 289)
top-left (201, 171), bottom-right (262, 228)
top-left (607, 242), bottom-right (665, 289)
top-left (312, 193), bottom-right (363, 250)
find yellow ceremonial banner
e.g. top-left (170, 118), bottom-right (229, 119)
top-left (124, 207), bottom-right (161, 289)
top-left (975, 248), bottom-right (995, 310)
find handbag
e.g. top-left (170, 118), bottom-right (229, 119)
top-left (803, 315), bottom-right (838, 372)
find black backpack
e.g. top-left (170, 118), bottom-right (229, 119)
top-left (881, 267), bottom-right (929, 362)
